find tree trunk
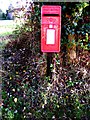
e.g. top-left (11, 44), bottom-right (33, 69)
top-left (67, 34), bottom-right (76, 63)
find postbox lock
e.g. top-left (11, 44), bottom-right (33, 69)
top-left (49, 25), bottom-right (53, 28)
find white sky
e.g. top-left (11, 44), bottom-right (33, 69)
top-left (0, 0), bottom-right (10, 13)
top-left (0, 0), bottom-right (32, 13)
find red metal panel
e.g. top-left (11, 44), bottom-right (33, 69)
top-left (41, 5), bottom-right (61, 52)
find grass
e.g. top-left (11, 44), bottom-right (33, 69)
top-left (0, 20), bottom-right (16, 37)
top-left (0, 20), bottom-right (19, 51)
top-left (0, 20), bottom-right (22, 36)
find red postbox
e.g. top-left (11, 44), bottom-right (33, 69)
top-left (41, 5), bottom-right (61, 52)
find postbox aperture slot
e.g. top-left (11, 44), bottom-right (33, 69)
top-left (43, 14), bottom-right (59, 16)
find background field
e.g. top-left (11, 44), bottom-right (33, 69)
top-left (0, 20), bottom-right (16, 37)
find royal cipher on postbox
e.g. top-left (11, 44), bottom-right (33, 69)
top-left (41, 5), bottom-right (61, 52)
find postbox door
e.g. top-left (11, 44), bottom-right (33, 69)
top-left (41, 24), bottom-right (60, 52)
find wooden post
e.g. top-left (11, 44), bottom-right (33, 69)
top-left (52, 55), bottom-right (56, 82)
top-left (47, 53), bottom-right (52, 78)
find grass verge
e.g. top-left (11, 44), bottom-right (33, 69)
top-left (0, 20), bottom-right (17, 37)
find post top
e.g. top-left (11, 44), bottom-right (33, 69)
top-left (41, 5), bottom-right (61, 15)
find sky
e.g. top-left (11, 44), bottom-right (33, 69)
top-left (0, 0), bottom-right (32, 13)
top-left (0, 0), bottom-right (10, 13)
